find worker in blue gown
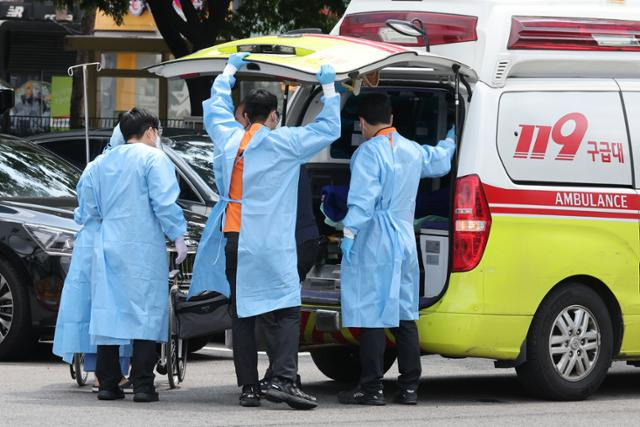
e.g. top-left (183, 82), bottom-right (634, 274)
top-left (338, 92), bottom-right (456, 406)
top-left (189, 53), bottom-right (340, 409)
top-left (80, 108), bottom-right (188, 402)
top-left (52, 125), bottom-right (131, 388)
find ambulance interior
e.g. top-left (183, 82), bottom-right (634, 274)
top-left (291, 77), bottom-right (463, 308)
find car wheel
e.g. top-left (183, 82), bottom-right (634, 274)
top-left (0, 258), bottom-right (34, 360)
top-left (310, 346), bottom-right (397, 382)
top-left (516, 283), bottom-right (613, 400)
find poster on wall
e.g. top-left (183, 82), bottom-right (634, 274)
top-left (9, 76), bottom-right (51, 135)
top-left (51, 76), bottom-right (72, 130)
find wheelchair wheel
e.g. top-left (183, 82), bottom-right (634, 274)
top-left (176, 338), bottom-right (188, 383)
top-left (166, 289), bottom-right (187, 389)
top-left (166, 334), bottom-right (187, 389)
top-left (71, 353), bottom-right (89, 386)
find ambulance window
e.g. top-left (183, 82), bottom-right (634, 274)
top-left (621, 92), bottom-right (640, 189)
top-left (497, 92), bottom-right (632, 186)
top-left (331, 88), bottom-right (454, 159)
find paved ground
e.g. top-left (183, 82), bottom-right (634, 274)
top-left (2, 344), bottom-right (640, 426)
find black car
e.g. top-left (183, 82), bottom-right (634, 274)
top-left (28, 129), bottom-right (218, 217)
top-left (0, 134), bottom-right (207, 359)
top-left (0, 134), bottom-right (83, 358)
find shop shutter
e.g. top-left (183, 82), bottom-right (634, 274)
top-left (8, 30), bottom-right (76, 73)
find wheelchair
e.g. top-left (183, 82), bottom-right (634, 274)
top-left (69, 270), bottom-right (189, 390)
top-left (155, 269), bottom-right (188, 389)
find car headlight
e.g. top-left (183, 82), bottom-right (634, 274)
top-left (23, 224), bottom-right (75, 257)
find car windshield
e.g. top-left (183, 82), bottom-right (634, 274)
top-left (0, 138), bottom-right (80, 198)
top-left (168, 137), bottom-right (216, 191)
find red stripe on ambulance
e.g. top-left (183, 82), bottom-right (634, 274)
top-left (483, 184), bottom-right (640, 219)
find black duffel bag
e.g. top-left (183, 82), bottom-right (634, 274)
top-left (174, 291), bottom-right (232, 339)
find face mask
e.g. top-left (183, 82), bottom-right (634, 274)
top-left (154, 134), bottom-right (162, 149)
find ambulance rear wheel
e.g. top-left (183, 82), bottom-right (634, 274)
top-left (310, 346), bottom-right (397, 382)
top-left (516, 283), bottom-right (613, 401)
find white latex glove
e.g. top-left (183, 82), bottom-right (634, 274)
top-left (175, 236), bottom-right (188, 265)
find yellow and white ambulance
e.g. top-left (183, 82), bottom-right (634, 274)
top-left (150, 0), bottom-right (640, 400)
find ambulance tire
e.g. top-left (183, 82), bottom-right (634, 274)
top-left (310, 346), bottom-right (397, 382)
top-left (516, 283), bottom-right (613, 401)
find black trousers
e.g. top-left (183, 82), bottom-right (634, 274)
top-left (225, 232), bottom-right (300, 386)
top-left (96, 340), bottom-right (157, 393)
top-left (359, 321), bottom-right (422, 393)
top-left (260, 238), bottom-right (319, 381)
top-left (297, 238), bottom-right (320, 283)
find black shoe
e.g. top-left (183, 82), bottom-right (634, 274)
top-left (259, 377), bottom-right (271, 397)
top-left (394, 388), bottom-right (418, 405)
top-left (264, 377), bottom-right (317, 410)
top-left (97, 389), bottom-right (125, 401)
top-left (119, 379), bottom-right (134, 395)
top-left (240, 384), bottom-right (261, 407)
top-left (260, 374), bottom-right (301, 396)
top-left (337, 387), bottom-right (385, 406)
top-left (133, 391), bottom-right (159, 403)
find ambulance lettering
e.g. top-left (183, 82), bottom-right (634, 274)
top-left (554, 192), bottom-right (629, 209)
top-left (513, 112), bottom-right (624, 163)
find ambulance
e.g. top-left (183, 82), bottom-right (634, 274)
top-left (149, 0), bottom-right (640, 400)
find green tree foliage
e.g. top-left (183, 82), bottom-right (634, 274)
top-left (54, 0), bottom-right (129, 24)
top-left (224, 0), bottom-right (348, 38)
top-left (54, 0), bottom-right (348, 116)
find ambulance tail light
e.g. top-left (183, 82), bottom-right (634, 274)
top-left (339, 12), bottom-right (477, 47)
top-left (452, 175), bottom-right (491, 272)
top-left (508, 16), bottom-right (640, 51)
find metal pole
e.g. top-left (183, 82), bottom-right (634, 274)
top-left (68, 62), bottom-right (101, 166)
top-left (281, 84), bottom-right (290, 126)
top-left (453, 64), bottom-right (461, 162)
top-left (82, 65), bottom-right (90, 165)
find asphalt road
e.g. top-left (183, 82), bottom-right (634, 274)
top-left (2, 344), bottom-right (640, 426)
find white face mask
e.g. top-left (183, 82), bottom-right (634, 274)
top-left (154, 134), bottom-right (162, 149)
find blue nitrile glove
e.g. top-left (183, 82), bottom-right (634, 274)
top-left (335, 82), bottom-right (348, 94)
top-left (317, 64), bottom-right (336, 85)
top-left (446, 126), bottom-right (456, 143)
top-left (341, 235), bottom-right (354, 264)
top-left (317, 64), bottom-right (337, 97)
top-left (224, 52), bottom-right (250, 75)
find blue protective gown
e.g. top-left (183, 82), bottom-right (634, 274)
top-left (80, 143), bottom-right (187, 343)
top-left (53, 126), bottom-right (131, 363)
top-left (52, 162), bottom-right (102, 363)
top-left (189, 74), bottom-right (341, 318)
top-left (340, 131), bottom-right (455, 328)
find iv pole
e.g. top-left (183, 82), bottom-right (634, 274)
top-left (68, 62), bottom-right (101, 166)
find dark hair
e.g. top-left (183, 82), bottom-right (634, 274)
top-left (357, 93), bottom-right (393, 126)
top-left (119, 107), bottom-right (159, 141)
top-left (243, 89), bottom-right (277, 123)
